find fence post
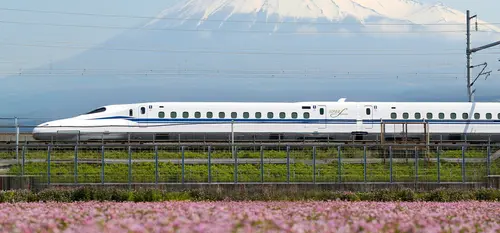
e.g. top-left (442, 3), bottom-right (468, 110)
top-left (74, 145), bottom-right (78, 185)
top-left (128, 146), bottom-right (132, 189)
top-left (47, 145), bottom-right (51, 186)
top-left (21, 145), bottom-right (25, 177)
top-left (415, 147), bottom-right (418, 183)
top-left (208, 146), bottom-right (211, 183)
top-left (487, 144), bottom-right (491, 177)
top-left (338, 146), bottom-right (341, 183)
top-left (313, 146), bottom-right (316, 184)
top-left (389, 146), bottom-right (393, 183)
top-left (286, 146), bottom-right (290, 184)
top-left (437, 146), bottom-right (441, 183)
top-left (181, 146), bottom-right (185, 184)
top-left (101, 145), bottom-right (105, 185)
top-left (155, 145), bottom-right (158, 186)
top-left (234, 146), bottom-right (238, 184)
top-left (363, 146), bottom-right (367, 182)
top-left (260, 146), bottom-right (264, 183)
top-left (15, 117), bottom-right (19, 165)
top-left (462, 146), bottom-right (466, 183)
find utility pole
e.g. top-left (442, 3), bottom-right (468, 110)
top-left (466, 10), bottom-right (500, 102)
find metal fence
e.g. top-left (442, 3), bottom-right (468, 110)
top-left (0, 143), bottom-right (498, 186)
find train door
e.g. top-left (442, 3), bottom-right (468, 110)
top-left (138, 106), bottom-right (148, 127)
top-left (364, 105), bottom-right (373, 129)
top-left (318, 105), bottom-right (327, 129)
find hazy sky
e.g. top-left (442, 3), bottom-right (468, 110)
top-left (0, 0), bottom-right (498, 74)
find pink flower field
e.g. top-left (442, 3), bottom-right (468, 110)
top-left (0, 201), bottom-right (498, 233)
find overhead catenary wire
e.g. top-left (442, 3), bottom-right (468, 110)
top-left (2, 42), bottom-right (500, 56)
top-left (0, 7), bottom-right (499, 26)
top-left (0, 20), bottom-right (487, 34)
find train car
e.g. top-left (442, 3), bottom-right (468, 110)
top-left (31, 98), bottom-right (500, 142)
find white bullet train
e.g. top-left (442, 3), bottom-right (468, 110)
top-left (32, 98), bottom-right (500, 142)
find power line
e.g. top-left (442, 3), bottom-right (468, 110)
top-left (0, 38), bottom-right (474, 52)
top-left (3, 42), bottom-right (500, 56)
top-left (0, 68), bottom-right (472, 79)
top-left (0, 20), bottom-right (477, 34)
top-left (0, 7), bottom-right (499, 27)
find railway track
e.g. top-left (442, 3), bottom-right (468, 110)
top-left (0, 133), bottom-right (495, 146)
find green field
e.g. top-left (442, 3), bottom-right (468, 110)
top-left (2, 146), bottom-right (499, 184)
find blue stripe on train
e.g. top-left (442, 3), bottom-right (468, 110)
top-left (92, 116), bottom-right (500, 124)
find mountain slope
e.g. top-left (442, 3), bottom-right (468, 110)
top-left (145, 0), bottom-right (500, 33)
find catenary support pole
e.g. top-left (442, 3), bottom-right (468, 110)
top-left (467, 10), bottom-right (472, 102)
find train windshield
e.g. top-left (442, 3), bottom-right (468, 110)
top-left (85, 107), bottom-right (106, 115)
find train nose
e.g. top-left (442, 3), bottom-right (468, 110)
top-left (32, 123), bottom-right (51, 140)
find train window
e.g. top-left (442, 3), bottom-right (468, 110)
top-left (497, 113), bottom-right (500, 119)
top-left (195, 112), bottom-right (201, 119)
top-left (486, 113), bottom-right (492, 119)
top-left (280, 112), bottom-right (286, 119)
top-left (450, 113), bottom-right (456, 119)
top-left (206, 112), bottom-right (213, 118)
top-left (183, 112), bottom-right (189, 118)
top-left (292, 112), bottom-right (298, 119)
top-left (462, 113), bottom-right (468, 119)
top-left (231, 112), bottom-right (237, 118)
top-left (474, 113), bottom-right (480, 119)
top-left (319, 108), bottom-right (324, 115)
top-left (141, 107), bottom-right (145, 115)
top-left (243, 112), bottom-right (249, 119)
top-left (267, 112), bottom-right (274, 119)
top-left (219, 112), bottom-right (225, 118)
top-left (415, 112), bottom-right (421, 119)
top-left (403, 112), bottom-right (409, 119)
top-left (426, 113), bottom-right (433, 119)
top-left (390, 113), bottom-right (397, 119)
top-left (304, 112), bottom-right (310, 119)
top-left (439, 113), bottom-right (445, 119)
top-left (129, 109), bottom-right (133, 117)
top-left (255, 112), bottom-right (262, 119)
top-left (158, 112), bottom-right (165, 118)
top-left (170, 112), bottom-right (177, 118)
top-left (366, 108), bottom-right (371, 115)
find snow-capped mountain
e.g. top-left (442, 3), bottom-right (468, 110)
top-left (145, 0), bottom-right (500, 33)
top-left (3, 0), bottom-right (500, 118)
